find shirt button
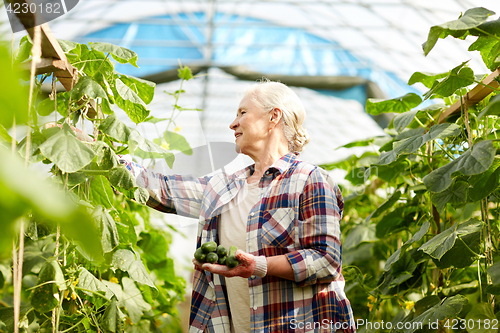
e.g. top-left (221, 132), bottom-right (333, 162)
top-left (250, 212), bottom-right (255, 216)
top-left (250, 275), bottom-right (255, 279)
top-left (253, 305), bottom-right (257, 310)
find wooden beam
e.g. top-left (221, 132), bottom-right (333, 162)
top-left (438, 68), bottom-right (500, 123)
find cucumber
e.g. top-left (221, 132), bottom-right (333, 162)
top-left (226, 245), bottom-right (239, 269)
top-left (194, 248), bottom-right (206, 263)
top-left (205, 252), bottom-right (219, 264)
top-left (218, 256), bottom-right (227, 265)
top-left (217, 245), bottom-right (227, 257)
top-left (201, 241), bottom-right (217, 253)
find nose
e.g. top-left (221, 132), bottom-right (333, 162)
top-left (229, 117), bottom-right (238, 130)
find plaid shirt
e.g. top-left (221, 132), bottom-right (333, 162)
top-left (123, 152), bottom-right (356, 333)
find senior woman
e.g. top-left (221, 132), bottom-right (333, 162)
top-left (122, 81), bottom-right (356, 333)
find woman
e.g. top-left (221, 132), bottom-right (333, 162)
top-left (123, 80), bottom-right (356, 332)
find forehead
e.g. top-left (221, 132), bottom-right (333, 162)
top-left (238, 93), bottom-right (260, 111)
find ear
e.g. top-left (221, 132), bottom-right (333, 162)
top-left (269, 108), bottom-right (283, 124)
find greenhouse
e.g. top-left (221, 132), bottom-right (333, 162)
top-left (2, 0), bottom-right (500, 332)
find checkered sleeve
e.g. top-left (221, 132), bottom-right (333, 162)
top-left (119, 156), bottom-right (209, 218)
top-left (286, 167), bottom-right (343, 287)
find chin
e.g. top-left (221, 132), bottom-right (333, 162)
top-left (235, 145), bottom-right (241, 154)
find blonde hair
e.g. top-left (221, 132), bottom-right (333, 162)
top-left (245, 80), bottom-right (309, 152)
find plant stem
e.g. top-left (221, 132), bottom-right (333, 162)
top-left (433, 140), bottom-right (455, 160)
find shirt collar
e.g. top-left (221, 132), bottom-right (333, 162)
top-left (234, 151), bottom-right (299, 180)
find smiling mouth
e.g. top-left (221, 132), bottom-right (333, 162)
top-left (235, 133), bottom-right (242, 139)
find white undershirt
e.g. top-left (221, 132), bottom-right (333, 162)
top-left (219, 180), bottom-right (261, 333)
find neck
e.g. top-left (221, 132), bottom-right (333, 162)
top-left (247, 144), bottom-right (289, 182)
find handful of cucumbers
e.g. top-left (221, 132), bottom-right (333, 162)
top-left (194, 241), bottom-right (240, 268)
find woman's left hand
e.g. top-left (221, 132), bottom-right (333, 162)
top-left (192, 250), bottom-right (256, 278)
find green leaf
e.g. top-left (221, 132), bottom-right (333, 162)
top-left (403, 295), bottom-right (468, 333)
top-left (343, 223), bottom-right (378, 250)
top-left (487, 262), bottom-right (500, 285)
top-left (478, 94), bottom-right (500, 120)
top-left (101, 97), bottom-right (114, 115)
top-left (103, 278), bottom-right (151, 324)
top-left (385, 221), bottom-right (430, 271)
top-left (163, 130), bottom-right (193, 155)
top-left (376, 206), bottom-right (419, 238)
top-left (436, 230), bottom-right (482, 269)
top-left (71, 76), bottom-right (108, 101)
top-left (144, 116), bottom-right (169, 124)
top-left (423, 7), bottom-right (495, 56)
top-left (78, 267), bottom-right (115, 300)
top-left (0, 43), bottom-right (29, 128)
top-left (79, 45), bottom-right (114, 78)
top-left (99, 114), bottom-right (134, 143)
top-left (13, 35), bottom-right (33, 63)
top-left (418, 219), bottom-right (483, 260)
top-left (431, 180), bottom-right (468, 214)
top-left (366, 93), bottom-right (422, 116)
top-left (108, 165), bottom-right (137, 191)
top-left (119, 74), bottom-right (155, 104)
top-left (137, 230), bottom-right (169, 266)
top-left (468, 158), bottom-right (500, 201)
top-left (37, 92), bottom-right (70, 117)
top-left (90, 42), bottom-right (138, 67)
top-left (178, 65), bottom-right (193, 80)
top-left (464, 303), bottom-right (497, 333)
top-left (393, 110), bottom-right (418, 133)
top-left (0, 124), bottom-right (14, 144)
top-left (100, 297), bottom-right (125, 333)
top-left (57, 39), bottom-right (81, 63)
top-left (408, 71), bottom-right (448, 89)
top-left (423, 140), bottom-right (496, 192)
top-left (92, 206), bottom-right (120, 253)
top-left (30, 258), bottom-right (66, 313)
top-left (469, 35), bottom-right (500, 71)
top-left (39, 123), bottom-right (96, 173)
top-left (423, 61), bottom-right (475, 99)
top-left (390, 252), bottom-right (417, 287)
top-left (114, 79), bottom-right (150, 124)
top-left (377, 123), bottom-right (460, 165)
top-left (369, 191), bottom-right (401, 221)
top-left (92, 141), bottom-right (120, 171)
top-left (111, 249), bottom-right (157, 292)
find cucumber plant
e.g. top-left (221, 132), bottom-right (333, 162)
top-left (326, 7), bottom-right (500, 331)
top-left (0, 32), bottom-right (197, 332)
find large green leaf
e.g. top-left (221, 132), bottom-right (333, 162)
top-left (90, 42), bottom-right (138, 67)
top-left (163, 130), bottom-right (193, 155)
top-left (343, 223), bottom-right (377, 250)
top-left (111, 249), bottom-right (157, 292)
top-left (384, 221), bottom-right (430, 271)
top-left (0, 42), bottom-right (29, 128)
top-left (92, 141), bottom-right (120, 171)
top-left (100, 297), bottom-right (125, 333)
top-left (376, 206), bottom-right (419, 238)
top-left (99, 114), bottom-right (134, 143)
top-left (469, 35), bottom-right (500, 71)
top-left (78, 45), bottom-right (114, 78)
top-left (423, 61), bottom-right (475, 99)
top-left (13, 35), bottom-right (33, 63)
top-left (464, 303), bottom-right (497, 333)
top-left (423, 140), bottom-right (496, 192)
top-left (369, 191), bottom-right (401, 221)
top-left (114, 79), bottom-right (150, 124)
top-left (70, 76), bottom-right (108, 101)
top-left (431, 180), bottom-right (468, 214)
top-left (92, 206), bottom-right (120, 253)
top-left (57, 39), bottom-right (81, 63)
top-left (468, 158), bottom-right (500, 201)
top-left (108, 166), bottom-right (137, 191)
top-left (393, 110), bottom-right (418, 133)
top-left (478, 94), bottom-right (500, 120)
top-left (366, 93), bottom-right (422, 116)
top-left (89, 175), bottom-right (115, 209)
top-left (103, 278), bottom-right (151, 324)
top-left (137, 230), bottom-right (169, 266)
top-left (436, 230), bottom-right (482, 269)
top-left (78, 267), bottom-right (115, 300)
top-left (30, 258), bottom-right (66, 313)
top-left (402, 295), bottom-right (468, 333)
top-left (39, 124), bottom-right (96, 173)
top-left (119, 74), bottom-right (155, 104)
top-left (37, 93), bottom-right (69, 117)
top-left (487, 261), bottom-right (500, 285)
top-left (408, 71), bottom-right (448, 89)
top-left (418, 219), bottom-right (483, 260)
top-left (423, 7), bottom-right (495, 56)
top-left (0, 147), bottom-right (101, 259)
top-left (377, 123), bottom-right (460, 165)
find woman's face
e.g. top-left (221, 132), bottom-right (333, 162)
top-left (229, 93), bottom-right (270, 155)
